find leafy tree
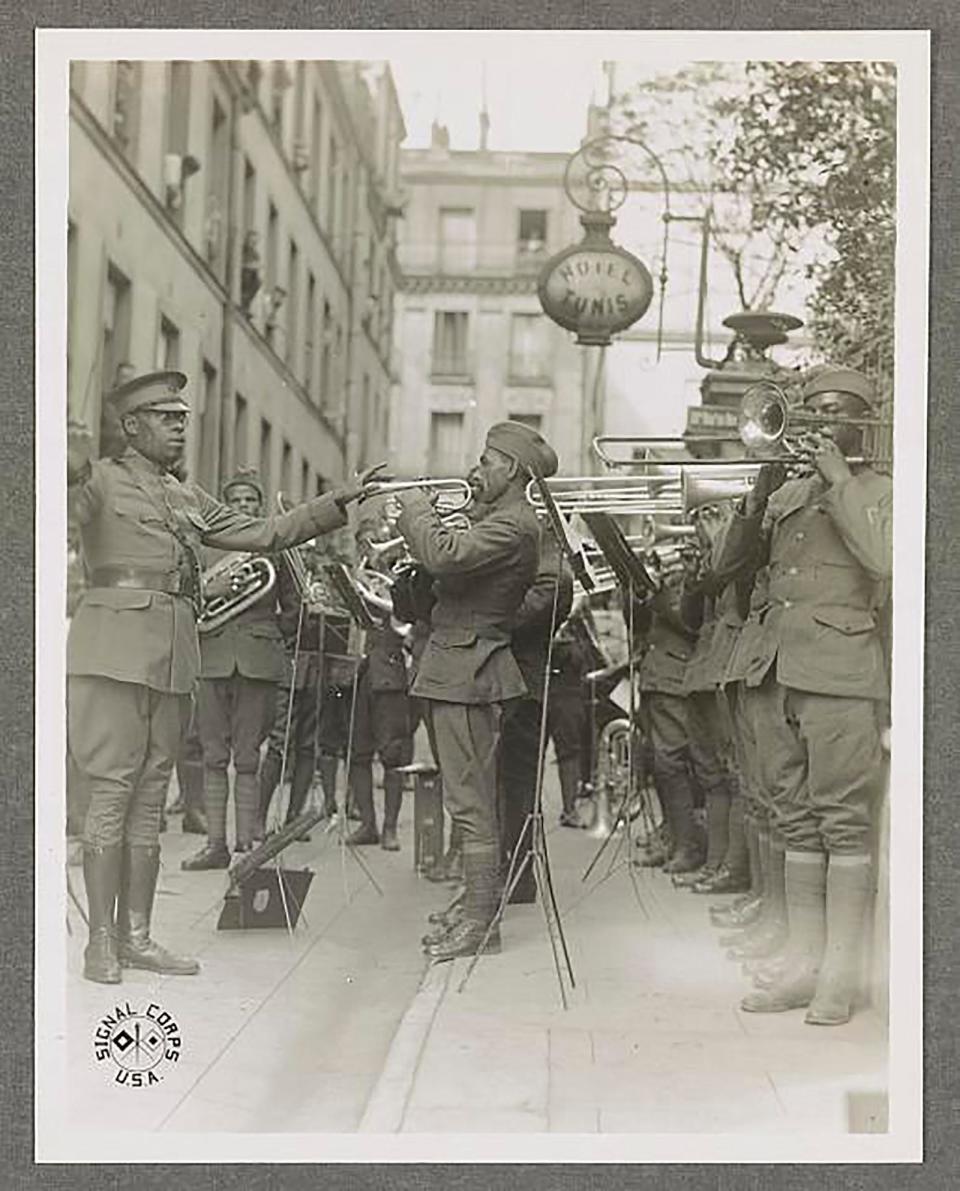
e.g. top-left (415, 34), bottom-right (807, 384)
top-left (722, 61), bottom-right (897, 390)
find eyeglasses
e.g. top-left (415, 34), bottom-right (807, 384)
top-left (138, 410), bottom-right (190, 427)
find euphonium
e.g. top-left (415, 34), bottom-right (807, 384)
top-left (588, 717), bottom-right (633, 838)
top-left (198, 552), bottom-right (277, 633)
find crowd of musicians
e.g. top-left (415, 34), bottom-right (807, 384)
top-left (66, 361), bottom-right (891, 1028)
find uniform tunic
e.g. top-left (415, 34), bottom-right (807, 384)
top-left (197, 558), bottom-right (285, 778)
top-left (67, 447), bottom-right (346, 846)
top-left (396, 488), bottom-right (540, 849)
top-left (715, 469), bottom-right (892, 853)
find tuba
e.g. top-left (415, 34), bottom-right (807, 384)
top-left (197, 552), bottom-right (277, 633)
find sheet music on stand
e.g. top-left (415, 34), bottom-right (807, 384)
top-left (527, 470), bottom-right (598, 593)
top-left (580, 512), bottom-right (661, 596)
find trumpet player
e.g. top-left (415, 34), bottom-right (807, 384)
top-left (393, 421), bottom-right (554, 962)
top-left (715, 366), bottom-right (892, 1026)
top-left (633, 553), bottom-right (704, 875)
top-left (66, 371), bottom-right (382, 984)
top-left (183, 469), bottom-right (285, 870)
top-left (675, 504), bottom-right (752, 895)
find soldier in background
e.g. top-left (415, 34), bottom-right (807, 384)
top-left (182, 469), bottom-right (284, 869)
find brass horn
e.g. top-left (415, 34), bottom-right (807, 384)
top-left (366, 477), bottom-right (473, 514)
top-left (525, 475), bottom-right (683, 516)
top-left (738, 379), bottom-right (891, 455)
top-left (681, 465), bottom-right (759, 514)
top-left (198, 552), bottom-right (277, 633)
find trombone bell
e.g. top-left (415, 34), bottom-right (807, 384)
top-left (682, 466), bottom-right (757, 514)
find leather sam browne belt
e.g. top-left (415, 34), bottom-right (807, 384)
top-left (90, 567), bottom-right (195, 596)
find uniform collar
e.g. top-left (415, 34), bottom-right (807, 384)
top-left (120, 445), bottom-right (168, 477)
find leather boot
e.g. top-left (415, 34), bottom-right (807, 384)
top-left (177, 756), bottom-right (206, 833)
top-left (234, 771), bottom-right (260, 849)
top-left (345, 760), bottom-right (379, 845)
top-left (284, 751), bottom-right (315, 840)
top-left (703, 787), bottom-right (732, 873)
top-left (659, 773), bottom-right (703, 873)
top-left (117, 845), bottom-right (200, 975)
top-left (713, 816), bottom-right (763, 922)
top-left (317, 752), bottom-right (339, 817)
top-left (805, 854), bottom-right (873, 1026)
top-left (741, 851), bottom-right (826, 1013)
top-left (82, 844), bottom-right (122, 984)
top-left (257, 749), bottom-right (282, 837)
top-left (380, 769), bottom-right (403, 851)
top-left (181, 767), bottom-right (231, 868)
top-left (426, 822), bottom-right (463, 883)
top-left (726, 835), bottom-right (787, 959)
top-left (204, 767), bottom-right (229, 846)
top-left (422, 887), bottom-right (466, 946)
top-left (558, 755), bottom-right (582, 827)
top-left (427, 844), bottom-right (502, 961)
top-left (718, 792), bottom-right (750, 888)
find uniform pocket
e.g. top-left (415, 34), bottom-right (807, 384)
top-left (430, 627), bottom-right (478, 648)
top-left (82, 589), bottom-right (154, 611)
top-left (812, 607), bottom-right (876, 636)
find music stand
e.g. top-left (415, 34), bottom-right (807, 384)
top-left (219, 559), bottom-right (383, 937)
top-left (457, 471), bottom-right (582, 1008)
top-left (574, 513), bottom-right (661, 911)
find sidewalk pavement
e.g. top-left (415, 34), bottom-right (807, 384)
top-left (65, 799), bottom-right (440, 1134)
top-left (64, 767), bottom-right (886, 1136)
top-left (361, 809), bottom-right (887, 1135)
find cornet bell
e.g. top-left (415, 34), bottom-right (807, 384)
top-left (737, 381), bottom-right (790, 450)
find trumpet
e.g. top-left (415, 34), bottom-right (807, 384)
top-left (363, 511), bottom-right (473, 567)
top-left (198, 552), bottom-right (277, 633)
top-left (365, 477), bottom-right (473, 515)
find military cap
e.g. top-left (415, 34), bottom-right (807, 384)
top-left (108, 370), bottom-right (189, 417)
top-left (802, 367), bottom-right (876, 410)
top-left (222, 466), bottom-right (265, 502)
top-left (486, 420), bottom-right (559, 478)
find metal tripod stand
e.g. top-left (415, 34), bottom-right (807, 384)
top-left (457, 567), bottom-right (576, 1008)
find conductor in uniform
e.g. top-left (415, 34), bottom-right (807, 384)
top-left (67, 370), bottom-right (379, 985)
top-left (394, 422), bottom-right (552, 961)
top-left (715, 366), bottom-right (891, 1025)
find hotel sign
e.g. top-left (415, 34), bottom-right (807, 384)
top-left (538, 212), bottom-right (653, 347)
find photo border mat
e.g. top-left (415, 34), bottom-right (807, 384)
top-left (4, 4), bottom-right (952, 1184)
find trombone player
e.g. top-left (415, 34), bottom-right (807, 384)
top-left (715, 366), bottom-right (892, 1025)
top-left (66, 370), bottom-right (382, 984)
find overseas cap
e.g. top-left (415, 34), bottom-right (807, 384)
top-left (486, 420), bottom-right (559, 478)
top-left (222, 466), bottom-right (264, 502)
top-left (802, 367), bottom-right (875, 410)
top-left (108, 370), bottom-right (189, 417)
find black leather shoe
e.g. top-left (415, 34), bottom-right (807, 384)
top-left (694, 867), bottom-right (752, 895)
top-left (673, 865), bottom-right (716, 889)
top-left (181, 843), bottom-right (231, 871)
top-left (663, 846), bottom-right (703, 875)
top-left (426, 919), bottom-right (501, 962)
top-left (182, 808), bottom-right (208, 835)
top-left (346, 826), bottom-right (379, 846)
top-left (710, 893), bottom-right (761, 926)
